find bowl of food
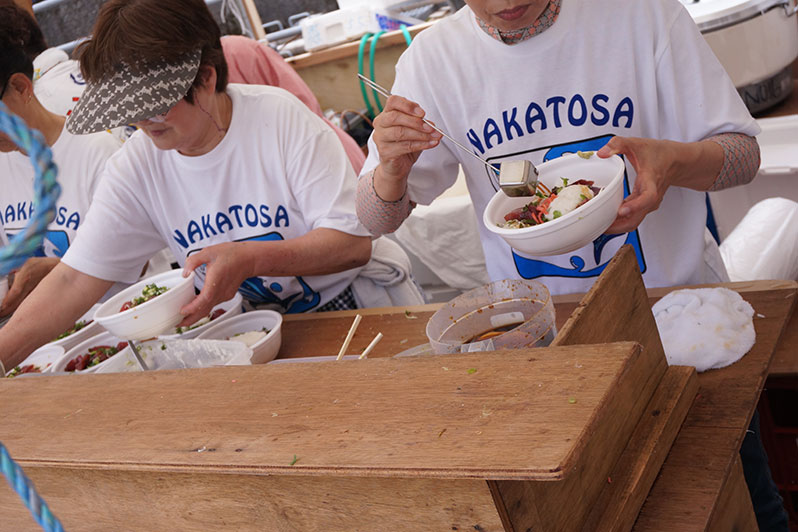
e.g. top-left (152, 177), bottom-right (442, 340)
top-left (426, 279), bottom-right (556, 355)
top-left (197, 310), bottom-right (283, 364)
top-left (158, 292), bottom-right (243, 340)
top-left (47, 304), bottom-right (103, 352)
top-left (483, 152), bottom-right (626, 256)
top-left (53, 331), bottom-right (131, 373)
top-left (94, 270), bottom-right (196, 341)
top-left (4, 344), bottom-right (64, 377)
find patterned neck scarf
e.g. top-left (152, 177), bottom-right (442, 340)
top-left (476, 0), bottom-right (562, 45)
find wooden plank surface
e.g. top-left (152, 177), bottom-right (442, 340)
top-left (3, 469), bottom-right (504, 532)
top-left (492, 246), bottom-right (671, 531)
top-left (585, 366), bottom-right (698, 532)
top-left (0, 343), bottom-right (646, 481)
top-left (279, 279), bottom-right (796, 530)
top-left (634, 283), bottom-right (797, 531)
top-left (707, 456), bottom-right (758, 532)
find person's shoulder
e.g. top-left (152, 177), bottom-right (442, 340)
top-left (600, 0), bottom-right (685, 23)
top-left (221, 34), bottom-right (261, 53)
top-left (410, 7), bottom-right (472, 48)
top-left (228, 83), bottom-right (318, 121)
top-left (59, 128), bottom-right (121, 157)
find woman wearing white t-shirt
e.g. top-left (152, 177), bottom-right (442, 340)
top-left (0, 4), bottom-right (121, 318)
top-left (357, 0), bottom-right (761, 296)
top-left (0, 0), bottom-right (372, 366)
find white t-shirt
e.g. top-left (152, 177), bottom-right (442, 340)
top-left (0, 124), bottom-right (120, 258)
top-left (63, 84), bottom-right (370, 313)
top-left (361, 0), bottom-right (759, 295)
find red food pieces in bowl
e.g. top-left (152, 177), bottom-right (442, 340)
top-left (65, 342), bottom-right (129, 372)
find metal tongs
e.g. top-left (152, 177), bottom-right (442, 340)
top-left (357, 74), bottom-right (542, 197)
top-left (127, 339), bottom-right (150, 371)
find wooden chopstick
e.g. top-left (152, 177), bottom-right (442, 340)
top-left (336, 314), bottom-right (362, 360)
top-left (358, 333), bottom-right (384, 360)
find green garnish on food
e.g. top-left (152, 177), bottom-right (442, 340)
top-left (560, 177), bottom-right (569, 187)
top-left (553, 211), bottom-right (562, 219)
top-left (577, 151), bottom-right (594, 159)
top-left (54, 320), bottom-right (91, 341)
top-left (467, 368), bottom-right (478, 375)
top-left (136, 284), bottom-right (169, 305)
top-left (290, 454), bottom-right (299, 466)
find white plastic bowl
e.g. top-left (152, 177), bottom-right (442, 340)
top-left (47, 304), bottom-right (103, 353)
top-left (5, 344), bottom-right (64, 377)
top-left (94, 270), bottom-right (196, 341)
top-left (53, 331), bottom-right (131, 374)
top-left (158, 292), bottom-right (243, 340)
top-left (483, 153), bottom-right (626, 256)
top-left (197, 310), bottom-right (283, 364)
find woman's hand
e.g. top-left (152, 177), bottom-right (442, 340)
top-left (179, 242), bottom-right (256, 326)
top-left (597, 136), bottom-right (720, 234)
top-left (372, 95), bottom-right (442, 201)
top-left (0, 257), bottom-right (60, 317)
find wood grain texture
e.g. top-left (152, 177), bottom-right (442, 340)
top-left (0, 344), bottom-right (644, 481)
top-left (584, 366), bottom-right (698, 532)
top-left (635, 283), bottom-right (797, 531)
top-left (0, 469), bottom-right (504, 532)
top-left (491, 246), bottom-right (669, 531)
top-left (707, 457), bottom-right (758, 532)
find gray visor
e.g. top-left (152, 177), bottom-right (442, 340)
top-left (67, 49), bottom-right (201, 135)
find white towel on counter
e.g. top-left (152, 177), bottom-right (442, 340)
top-left (351, 237), bottom-right (426, 309)
top-left (651, 287), bottom-right (755, 373)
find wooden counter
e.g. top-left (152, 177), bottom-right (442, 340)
top-left (277, 279), bottom-right (798, 530)
top-left (0, 254), bottom-right (795, 530)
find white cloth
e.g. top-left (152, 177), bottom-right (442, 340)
top-left (652, 287), bottom-right (755, 372)
top-left (720, 198), bottom-right (798, 281)
top-left (361, 0), bottom-right (759, 296)
top-left (32, 48), bottom-right (84, 118)
top-left (1, 123), bottom-right (120, 258)
top-left (351, 237), bottom-right (426, 308)
top-left (63, 84), bottom-right (370, 314)
top-left (393, 195), bottom-right (489, 290)
top-left (33, 48), bottom-right (136, 142)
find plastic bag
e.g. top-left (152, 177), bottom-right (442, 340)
top-left (720, 197), bottom-right (798, 281)
top-left (93, 339), bottom-right (252, 373)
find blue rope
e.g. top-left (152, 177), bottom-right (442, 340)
top-left (1, 443), bottom-right (65, 531)
top-left (0, 104), bottom-right (64, 530)
top-left (0, 102), bottom-right (61, 276)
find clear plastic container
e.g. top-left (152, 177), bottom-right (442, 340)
top-left (426, 279), bottom-right (556, 354)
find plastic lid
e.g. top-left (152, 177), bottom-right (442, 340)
top-left (680, 0), bottom-right (784, 31)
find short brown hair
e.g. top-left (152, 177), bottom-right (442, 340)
top-left (0, 0), bottom-right (47, 62)
top-left (75, 0), bottom-right (227, 103)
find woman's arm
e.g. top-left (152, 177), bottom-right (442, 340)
top-left (178, 228), bottom-right (371, 325)
top-left (597, 132), bottom-right (759, 234)
top-left (0, 262), bottom-right (113, 369)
